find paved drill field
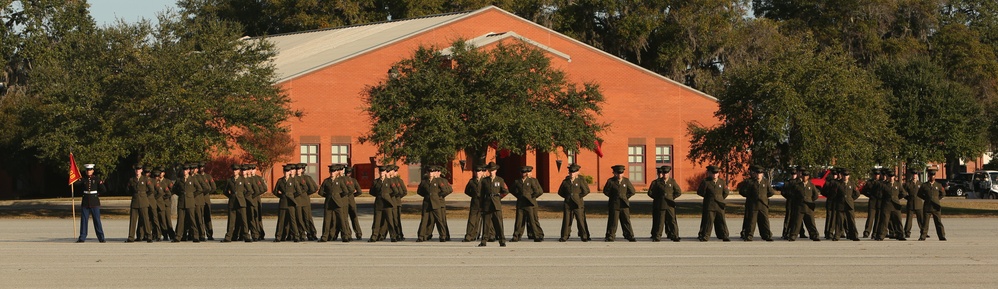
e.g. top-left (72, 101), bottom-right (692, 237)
top-left (2, 215), bottom-right (997, 288)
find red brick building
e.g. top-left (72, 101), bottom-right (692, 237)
top-left (262, 6), bottom-right (720, 192)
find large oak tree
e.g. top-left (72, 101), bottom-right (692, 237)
top-left (688, 39), bottom-right (896, 175)
top-left (0, 0), bottom-right (298, 195)
top-left (362, 40), bottom-right (607, 171)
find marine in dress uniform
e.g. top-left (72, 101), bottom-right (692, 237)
top-left (156, 168), bottom-right (175, 241)
top-left (436, 170), bottom-right (453, 240)
top-left (603, 165), bottom-right (636, 242)
top-left (230, 165), bottom-right (254, 241)
top-left (903, 170), bottom-right (924, 238)
top-left (295, 164), bottom-right (318, 241)
top-left (367, 165), bottom-right (391, 242)
top-left (319, 164), bottom-right (351, 242)
top-left (222, 165), bottom-right (252, 242)
top-left (416, 165), bottom-right (449, 242)
top-left (648, 165), bottom-right (682, 242)
top-left (785, 169), bottom-right (821, 241)
top-left (76, 164), bottom-right (106, 243)
top-left (133, 170), bottom-right (150, 241)
top-left (834, 169), bottom-right (861, 241)
top-left (187, 163), bottom-right (206, 241)
top-left (390, 166), bottom-right (407, 241)
top-left (126, 164), bottom-right (153, 243)
top-left (462, 166), bottom-right (487, 242)
top-left (821, 169), bottom-right (842, 239)
top-left (917, 168), bottom-right (946, 241)
top-left (369, 165), bottom-right (389, 241)
top-left (344, 167), bottom-right (365, 240)
top-left (875, 170), bottom-right (906, 241)
top-left (479, 162), bottom-right (508, 247)
top-left (511, 166), bottom-right (544, 242)
top-left (375, 165), bottom-right (406, 241)
top-left (273, 165), bottom-right (300, 242)
top-left (249, 165), bottom-right (267, 241)
top-left (298, 163), bottom-right (318, 241)
top-left (781, 168), bottom-right (799, 240)
top-left (329, 166), bottom-right (357, 242)
top-left (172, 165), bottom-right (200, 243)
top-left (369, 165), bottom-right (401, 242)
top-left (198, 163), bottom-right (216, 240)
top-left (146, 169), bottom-right (163, 241)
top-left (152, 169), bottom-right (166, 240)
top-left (697, 165), bottom-right (730, 242)
top-left (558, 163), bottom-right (591, 242)
top-left (739, 166), bottom-right (775, 241)
top-left (861, 169), bottom-right (883, 239)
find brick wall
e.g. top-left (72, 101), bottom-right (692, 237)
top-left (268, 8), bottom-right (721, 192)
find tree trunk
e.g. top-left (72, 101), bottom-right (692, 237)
top-left (464, 145), bottom-right (488, 171)
top-left (945, 154), bottom-right (962, 180)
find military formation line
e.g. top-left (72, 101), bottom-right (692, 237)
top-left (72, 162), bottom-right (947, 245)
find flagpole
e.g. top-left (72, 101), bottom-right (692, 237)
top-left (596, 156), bottom-right (601, 191)
top-left (71, 183), bottom-right (77, 239)
top-left (68, 150), bottom-right (80, 240)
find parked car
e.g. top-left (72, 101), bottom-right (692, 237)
top-left (811, 169), bottom-right (832, 190)
top-left (769, 168), bottom-right (831, 191)
top-left (972, 171), bottom-right (998, 199)
top-left (769, 169), bottom-right (796, 191)
top-left (936, 178), bottom-right (949, 191)
top-left (771, 179), bottom-right (786, 191)
top-left (947, 173), bottom-right (973, 197)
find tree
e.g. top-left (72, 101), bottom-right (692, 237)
top-left (928, 22), bottom-right (998, 148)
top-left (551, 0), bottom-right (665, 63)
top-left (361, 40), bottom-right (607, 170)
top-left (1, 0), bottom-right (107, 170)
top-left (875, 56), bottom-right (987, 169)
top-left (753, 0), bottom-right (943, 66)
top-left (2, 1), bottom-right (298, 185)
top-left (178, 0), bottom-right (389, 36)
top-left (930, 23), bottom-right (998, 101)
top-left (942, 0), bottom-right (998, 49)
top-left (178, 0), bottom-right (549, 37)
top-left (646, 0), bottom-right (749, 94)
top-left (687, 39), bottom-right (896, 175)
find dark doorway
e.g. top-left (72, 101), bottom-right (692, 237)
top-left (353, 163), bottom-right (374, 189)
top-left (495, 153), bottom-right (526, 188)
top-left (536, 151), bottom-right (551, 193)
top-left (444, 161), bottom-right (454, 184)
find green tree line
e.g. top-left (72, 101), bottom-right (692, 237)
top-left (1, 0), bottom-right (298, 196)
top-left (3, 0), bottom-right (997, 197)
top-left (188, 0), bottom-right (998, 175)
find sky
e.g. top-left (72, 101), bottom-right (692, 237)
top-left (87, 0), bottom-right (178, 26)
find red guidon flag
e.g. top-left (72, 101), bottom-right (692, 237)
top-left (594, 140), bottom-right (604, 158)
top-left (68, 152), bottom-right (82, 185)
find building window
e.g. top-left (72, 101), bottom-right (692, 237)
top-left (300, 144), bottom-right (319, 180)
top-left (628, 145), bottom-right (645, 183)
top-left (330, 144), bottom-right (349, 165)
top-left (566, 150), bottom-right (576, 165)
top-left (655, 145), bottom-right (673, 167)
top-left (407, 159), bottom-right (422, 185)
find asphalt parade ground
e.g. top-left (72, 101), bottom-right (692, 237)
top-left (2, 215), bottom-right (998, 288)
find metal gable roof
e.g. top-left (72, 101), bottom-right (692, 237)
top-left (439, 31), bottom-right (572, 61)
top-left (260, 6), bottom-right (716, 102)
top-left (259, 10), bottom-right (478, 82)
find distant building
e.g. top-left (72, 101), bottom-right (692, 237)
top-left (259, 6), bottom-right (720, 192)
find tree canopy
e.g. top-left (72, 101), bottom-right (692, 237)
top-left (361, 40), bottom-right (607, 169)
top-left (5, 0), bottom-right (998, 196)
top-left (688, 39), bottom-right (896, 175)
top-left (1, 0), bottom-right (298, 190)
top-left (876, 56), bottom-right (988, 167)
